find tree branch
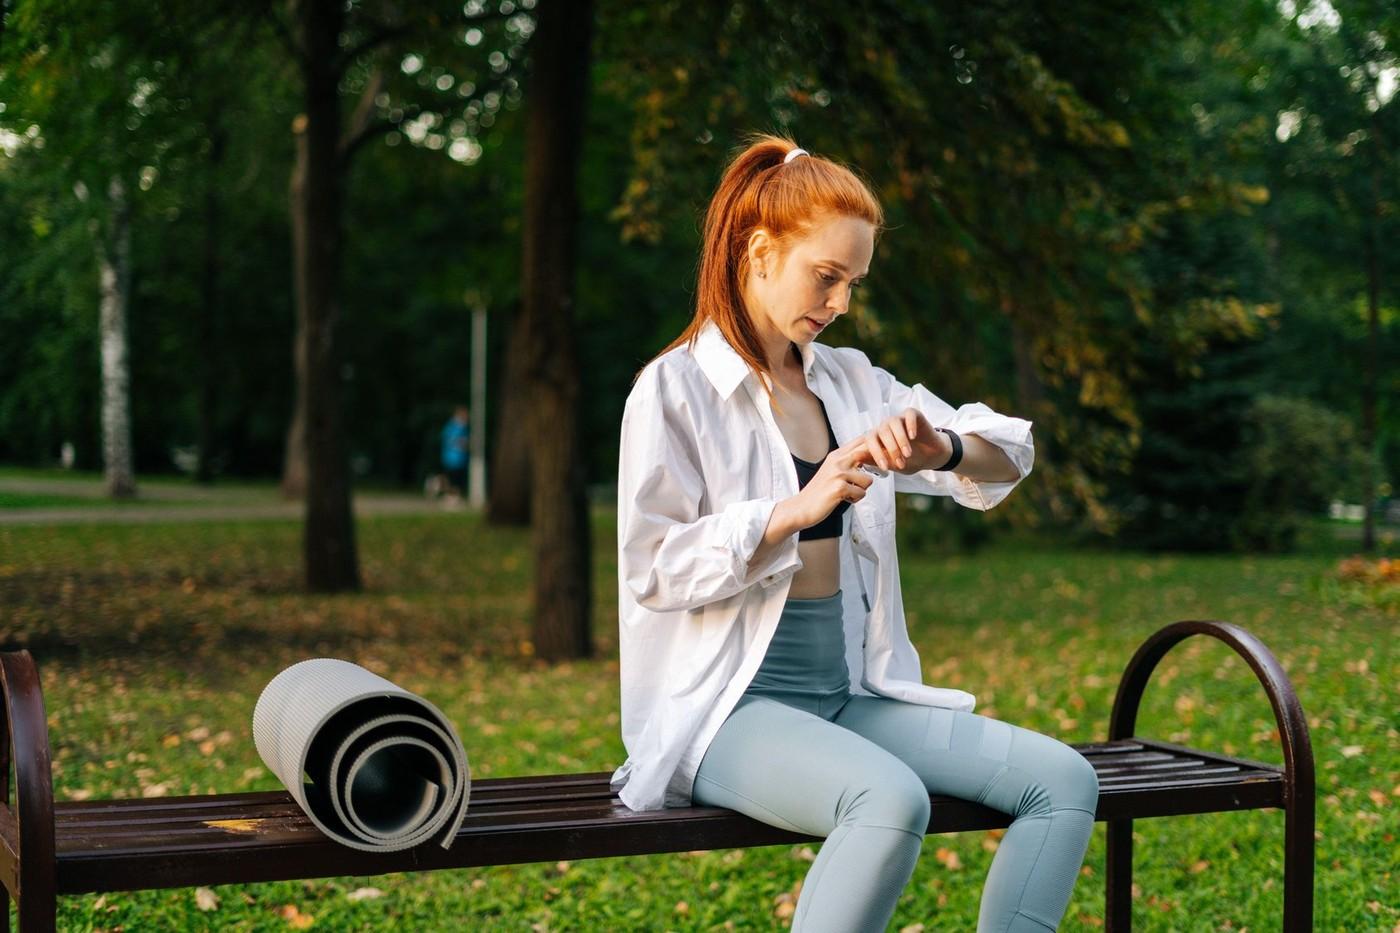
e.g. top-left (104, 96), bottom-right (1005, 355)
top-left (338, 69), bottom-right (517, 164)
top-left (336, 8), bottom-right (515, 71)
top-left (263, 3), bottom-right (302, 59)
top-left (339, 68), bottom-right (387, 160)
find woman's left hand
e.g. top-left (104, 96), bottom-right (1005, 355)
top-left (861, 408), bottom-right (953, 474)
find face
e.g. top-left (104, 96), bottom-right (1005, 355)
top-left (745, 214), bottom-right (874, 347)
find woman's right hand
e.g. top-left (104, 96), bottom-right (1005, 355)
top-left (773, 437), bottom-right (877, 535)
top-left (753, 437), bottom-right (878, 560)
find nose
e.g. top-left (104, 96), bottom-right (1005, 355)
top-left (827, 288), bottom-right (850, 315)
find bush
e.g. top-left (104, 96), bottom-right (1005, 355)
top-left (1233, 395), bottom-right (1375, 552)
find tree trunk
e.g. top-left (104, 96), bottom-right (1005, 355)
top-left (98, 176), bottom-right (137, 499)
top-left (1360, 173), bottom-right (1379, 553)
top-left (290, 0), bottom-right (359, 592)
top-left (196, 122), bottom-right (226, 484)
top-left (487, 309), bottom-right (533, 525)
top-left (521, 0), bottom-right (595, 661)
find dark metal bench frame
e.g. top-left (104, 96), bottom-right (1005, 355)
top-left (0, 620), bottom-right (1314, 931)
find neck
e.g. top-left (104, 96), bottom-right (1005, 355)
top-left (743, 308), bottom-right (799, 381)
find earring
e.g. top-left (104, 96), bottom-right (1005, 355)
top-left (757, 270), bottom-right (766, 278)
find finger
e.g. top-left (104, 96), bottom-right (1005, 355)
top-left (844, 468), bottom-right (874, 489)
top-left (903, 408), bottom-right (919, 440)
top-left (835, 435), bottom-right (874, 465)
top-left (878, 423), bottom-right (906, 467)
top-left (864, 430), bottom-right (890, 471)
top-left (889, 418), bottom-right (913, 458)
top-left (843, 480), bottom-right (867, 503)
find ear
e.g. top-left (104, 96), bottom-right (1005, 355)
top-left (747, 228), bottom-right (774, 278)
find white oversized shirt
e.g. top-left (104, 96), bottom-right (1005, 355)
top-left (610, 319), bottom-right (1035, 811)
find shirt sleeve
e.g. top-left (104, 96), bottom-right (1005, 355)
top-left (618, 372), bottom-right (801, 614)
top-left (872, 365), bottom-right (1035, 511)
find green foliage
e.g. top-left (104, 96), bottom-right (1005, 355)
top-left (1236, 395), bottom-right (1377, 551)
top-left (1, 0), bottom-right (1396, 547)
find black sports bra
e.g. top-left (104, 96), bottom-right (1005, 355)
top-left (791, 398), bottom-right (850, 540)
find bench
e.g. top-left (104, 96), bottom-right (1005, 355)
top-left (0, 619), bottom-right (1314, 931)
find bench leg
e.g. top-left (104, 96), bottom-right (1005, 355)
top-left (15, 888), bottom-right (56, 933)
top-left (1105, 818), bottom-right (1132, 931)
top-left (1284, 796), bottom-right (1314, 931)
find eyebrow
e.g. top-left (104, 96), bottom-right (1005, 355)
top-left (816, 259), bottom-right (868, 279)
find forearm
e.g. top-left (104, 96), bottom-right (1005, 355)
top-left (911, 432), bottom-right (1020, 483)
top-left (747, 496), bottom-right (806, 574)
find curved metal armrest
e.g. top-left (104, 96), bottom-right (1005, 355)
top-left (0, 649), bottom-right (57, 902)
top-left (1109, 620), bottom-right (1315, 809)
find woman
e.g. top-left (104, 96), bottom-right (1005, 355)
top-left (610, 135), bottom-right (1098, 932)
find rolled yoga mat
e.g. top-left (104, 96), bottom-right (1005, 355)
top-left (253, 659), bottom-right (471, 852)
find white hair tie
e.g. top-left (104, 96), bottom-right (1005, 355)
top-left (784, 147), bottom-right (808, 164)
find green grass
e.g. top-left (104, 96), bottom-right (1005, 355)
top-left (0, 512), bottom-right (1394, 931)
top-left (0, 491), bottom-right (192, 509)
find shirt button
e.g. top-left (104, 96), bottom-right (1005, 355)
top-left (764, 575), bottom-right (776, 585)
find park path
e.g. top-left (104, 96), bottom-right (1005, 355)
top-left (0, 476), bottom-right (463, 526)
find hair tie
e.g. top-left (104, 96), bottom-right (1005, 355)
top-left (784, 147), bottom-right (808, 164)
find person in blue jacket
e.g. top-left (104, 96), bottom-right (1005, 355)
top-left (439, 405), bottom-right (470, 497)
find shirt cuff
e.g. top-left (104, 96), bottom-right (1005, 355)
top-left (727, 498), bottom-right (803, 589)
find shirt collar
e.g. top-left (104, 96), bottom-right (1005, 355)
top-left (693, 319), bottom-right (821, 400)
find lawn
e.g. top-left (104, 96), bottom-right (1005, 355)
top-left (0, 511), bottom-right (1394, 931)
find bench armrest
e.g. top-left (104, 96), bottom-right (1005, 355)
top-left (1107, 619), bottom-right (1315, 931)
top-left (1108, 620), bottom-right (1314, 810)
top-left (0, 649), bottom-right (57, 918)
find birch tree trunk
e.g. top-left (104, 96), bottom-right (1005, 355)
top-left (196, 122), bottom-right (225, 484)
top-left (98, 176), bottom-right (137, 498)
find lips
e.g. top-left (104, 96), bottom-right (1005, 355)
top-left (804, 317), bottom-right (830, 331)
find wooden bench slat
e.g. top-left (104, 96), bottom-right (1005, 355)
top-left (1098, 764), bottom-right (1244, 784)
top-left (40, 739), bottom-right (1289, 895)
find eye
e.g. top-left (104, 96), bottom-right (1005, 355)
top-left (817, 271), bottom-right (837, 284)
top-left (850, 280), bottom-right (864, 290)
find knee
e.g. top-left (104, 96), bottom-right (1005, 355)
top-left (1030, 742), bottom-right (1099, 815)
top-left (842, 766), bottom-right (931, 836)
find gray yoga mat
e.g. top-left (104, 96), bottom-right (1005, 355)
top-left (253, 658), bottom-right (471, 852)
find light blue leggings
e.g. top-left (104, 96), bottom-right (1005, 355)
top-left (692, 592), bottom-right (1098, 932)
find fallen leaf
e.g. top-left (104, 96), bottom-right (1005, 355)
top-left (1189, 859), bottom-right (1209, 873)
top-left (1340, 745), bottom-right (1363, 758)
top-left (346, 887), bottom-right (383, 902)
top-left (195, 887), bottom-right (219, 911)
top-left (935, 847), bottom-right (963, 870)
top-left (278, 903), bottom-right (315, 929)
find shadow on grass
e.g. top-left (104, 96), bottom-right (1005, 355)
top-left (0, 567), bottom-right (537, 671)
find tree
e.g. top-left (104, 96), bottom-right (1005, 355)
top-left (267, 0), bottom-right (530, 591)
top-left (0, 2), bottom-right (219, 496)
top-left (515, 0), bottom-right (595, 659)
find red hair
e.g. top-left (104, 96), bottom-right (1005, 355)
top-left (652, 134), bottom-right (884, 391)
